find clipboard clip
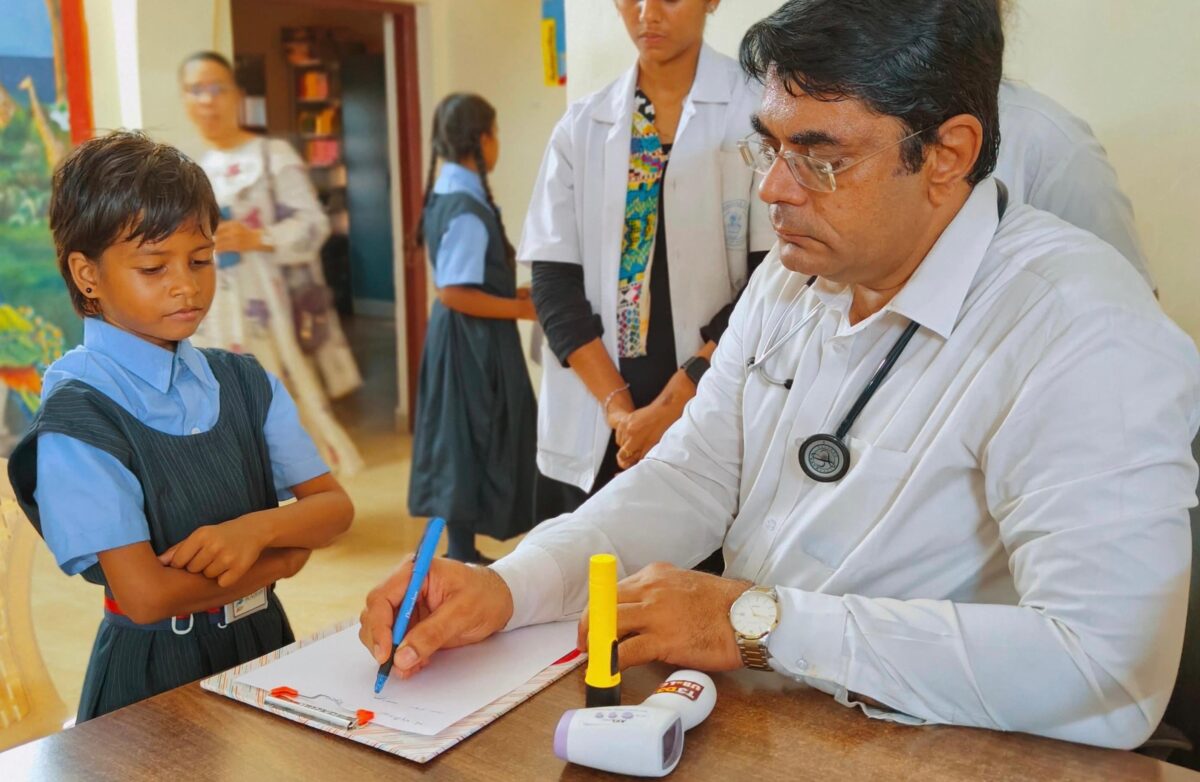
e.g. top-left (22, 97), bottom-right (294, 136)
top-left (268, 686), bottom-right (374, 728)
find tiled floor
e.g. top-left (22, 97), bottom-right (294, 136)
top-left (26, 315), bottom-right (520, 719)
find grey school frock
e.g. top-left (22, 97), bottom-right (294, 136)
top-left (7, 349), bottom-right (294, 721)
top-left (407, 191), bottom-right (538, 539)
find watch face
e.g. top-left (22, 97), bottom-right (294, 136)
top-left (731, 590), bottom-right (777, 639)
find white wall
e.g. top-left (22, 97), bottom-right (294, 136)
top-left (565, 0), bottom-right (1200, 344)
top-left (82, 0), bottom-right (231, 156)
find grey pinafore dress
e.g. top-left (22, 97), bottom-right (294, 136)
top-left (407, 192), bottom-right (538, 539)
top-left (7, 349), bottom-right (294, 721)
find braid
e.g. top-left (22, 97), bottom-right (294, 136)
top-left (473, 145), bottom-right (516, 268)
top-left (415, 152), bottom-right (438, 247)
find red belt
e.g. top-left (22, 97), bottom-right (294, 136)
top-left (103, 595), bottom-right (221, 620)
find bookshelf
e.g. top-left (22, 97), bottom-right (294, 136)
top-left (283, 27), bottom-right (351, 235)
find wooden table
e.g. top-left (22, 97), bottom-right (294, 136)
top-left (1, 664), bottom-right (1194, 781)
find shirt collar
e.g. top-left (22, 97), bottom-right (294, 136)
top-left (809, 177), bottom-right (1000, 340)
top-left (594, 44), bottom-right (730, 124)
top-left (83, 317), bottom-right (215, 393)
top-left (887, 177), bottom-right (1000, 339)
top-left (433, 162), bottom-right (488, 205)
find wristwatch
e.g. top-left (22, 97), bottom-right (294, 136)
top-left (729, 585), bottom-right (780, 671)
top-left (681, 355), bottom-right (711, 386)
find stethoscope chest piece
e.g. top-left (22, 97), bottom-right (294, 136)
top-left (799, 433), bottom-right (850, 483)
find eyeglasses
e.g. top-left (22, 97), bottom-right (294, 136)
top-left (183, 83), bottom-right (233, 101)
top-left (737, 126), bottom-right (933, 193)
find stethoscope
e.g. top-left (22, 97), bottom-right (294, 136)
top-left (746, 275), bottom-right (920, 484)
top-left (746, 182), bottom-right (1008, 483)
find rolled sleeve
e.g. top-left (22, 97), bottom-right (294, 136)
top-left (36, 433), bottom-right (150, 576)
top-left (433, 214), bottom-right (489, 288)
top-left (264, 372), bottom-right (329, 496)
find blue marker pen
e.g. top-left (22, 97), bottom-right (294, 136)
top-left (373, 516), bottom-right (446, 694)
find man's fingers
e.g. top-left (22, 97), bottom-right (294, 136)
top-left (576, 609), bottom-right (589, 651)
top-left (362, 591), bottom-right (399, 664)
top-left (188, 548), bottom-right (218, 574)
top-left (615, 633), bottom-right (659, 671)
top-left (392, 595), bottom-right (469, 675)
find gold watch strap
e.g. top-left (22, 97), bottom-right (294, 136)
top-left (738, 637), bottom-right (772, 671)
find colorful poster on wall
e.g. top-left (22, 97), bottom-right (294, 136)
top-left (541, 0), bottom-right (566, 86)
top-left (0, 0), bottom-right (92, 449)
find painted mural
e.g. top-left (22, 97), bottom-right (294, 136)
top-left (0, 0), bottom-right (90, 449)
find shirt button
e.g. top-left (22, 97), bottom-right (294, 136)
top-left (190, 427), bottom-right (201, 435)
top-left (794, 658), bottom-right (809, 671)
top-left (764, 517), bottom-right (778, 533)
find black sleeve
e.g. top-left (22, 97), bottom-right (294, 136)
top-left (531, 261), bottom-right (605, 368)
top-left (699, 250), bottom-right (770, 345)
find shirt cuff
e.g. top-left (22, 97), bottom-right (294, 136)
top-left (490, 544), bottom-right (567, 631)
top-left (275, 455), bottom-right (329, 500)
top-left (767, 588), bottom-right (849, 685)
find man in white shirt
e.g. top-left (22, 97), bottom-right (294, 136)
top-left (361, 0), bottom-right (1199, 749)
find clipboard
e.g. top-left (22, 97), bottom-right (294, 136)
top-left (200, 619), bottom-right (585, 763)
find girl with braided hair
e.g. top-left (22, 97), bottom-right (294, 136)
top-left (407, 93), bottom-right (538, 563)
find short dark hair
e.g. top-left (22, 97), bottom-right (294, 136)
top-left (179, 50), bottom-right (236, 83)
top-left (740, 0), bottom-right (1003, 185)
top-left (49, 130), bottom-right (220, 317)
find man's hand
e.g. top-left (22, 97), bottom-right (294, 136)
top-left (158, 515), bottom-right (271, 587)
top-left (359, 558), bottom-right (514, 679)
top-left (578, 562), bottom-right (751, 671)
top-left (614, 396), bottom-right (685, 469)
top-left (214, 220), bottom-right (265, 253)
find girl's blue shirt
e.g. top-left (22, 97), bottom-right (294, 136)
top-left (35, 317), bottom-right (328, 575)
top-left (429, 162), bottom-right (493, 288)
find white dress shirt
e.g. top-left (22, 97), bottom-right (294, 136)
top-left (996, 80), bottom-right (1154, 290)
top-left (493, 177), bottom-right (1200, 749)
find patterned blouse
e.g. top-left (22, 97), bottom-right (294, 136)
top-left (616, 89), bottom-right (670, 359)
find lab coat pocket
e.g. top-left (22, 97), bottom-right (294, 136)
top-left (798, 436), bottom-right (915, 570)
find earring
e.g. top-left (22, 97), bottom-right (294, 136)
top-left (85, 287), bottom-right (92, 293)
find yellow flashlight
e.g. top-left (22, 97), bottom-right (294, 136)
top-left (584, 553), bottom-right (621, 707)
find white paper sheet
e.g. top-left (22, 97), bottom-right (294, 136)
top-left (235, 621), bottom-right (578, 736)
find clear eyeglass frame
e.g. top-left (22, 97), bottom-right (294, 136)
top-left (736, 125), bottom-right (934, 193)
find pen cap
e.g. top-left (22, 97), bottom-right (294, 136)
top-left (641, 670), bottom-right (716, 732)
top-left (585, 554), bottom-right (620, 688)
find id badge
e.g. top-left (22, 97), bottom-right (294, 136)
top-left (224, 588), bottom-right (269, 624)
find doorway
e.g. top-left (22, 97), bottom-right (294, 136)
top-left (228, 0), bottom-right (426, 440)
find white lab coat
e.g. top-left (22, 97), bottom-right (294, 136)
top-left (519, 44), bottom-right (773, 492)
top-left (995, 80), bottom-right (1154, 290)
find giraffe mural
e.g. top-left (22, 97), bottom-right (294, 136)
top-left (0, 0), bottom-right (89, 448)
top-left (17, 76), bottom-right (65, 169)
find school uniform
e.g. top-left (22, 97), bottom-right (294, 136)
top-left (6, 317), bottom-right (328, 721)
top-left (407, 163), bottom-right (537, 554)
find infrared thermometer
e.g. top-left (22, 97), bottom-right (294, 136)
top-left (554, 670), bottom-right (716, 777)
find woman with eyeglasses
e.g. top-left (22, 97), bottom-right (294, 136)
top-left (179, 51), bottom-right (362, 476)
top-left (522, 0), bottom-right (772, 534)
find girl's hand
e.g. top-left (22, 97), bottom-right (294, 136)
top-left (615, 397), bottom-right (685, 469)
top-left (159, 514), bottom-right (270, 587)
top-left (214, 221), bottom-right (265, 253)
top-left (517, 296), bottom-right (538, 321)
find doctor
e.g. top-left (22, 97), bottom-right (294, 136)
top-left (523, 0), bottom-right (773, 525)
top-left (361, 0), bottom-right (1200, 750)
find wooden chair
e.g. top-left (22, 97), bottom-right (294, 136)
top-left (0, 457), bottom-right (68, 750)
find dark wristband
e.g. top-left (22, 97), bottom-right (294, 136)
top-left (681, 355), bottom-right (711, 386)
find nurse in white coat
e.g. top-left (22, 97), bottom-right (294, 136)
top-left (521, 0), bottom-right (772, 525)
